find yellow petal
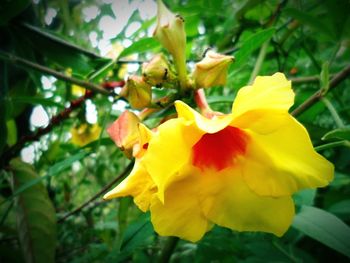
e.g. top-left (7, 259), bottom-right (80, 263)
top-left (242, 114), bottom-right (334, 197)
top-left (143, 118), bottom-right (200, 202)
top-left (103, 161), bottom-right (156, 212)
top-left (175, 100), bottom-right (234, 134)
top-left (231, 73), bottom-right (294, 118)
top-left (200, 167), bottom-right (295, 236)
top-left (150, 167), bottom-right (210, 242)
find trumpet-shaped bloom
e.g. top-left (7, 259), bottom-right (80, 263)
top-left (104, 73), bottom-right (333, 242)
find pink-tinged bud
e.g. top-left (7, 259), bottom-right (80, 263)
top-left (107, 111), bottom-right (140, 158)
top-left (153, 0), bottom-right (187, 88)
top-left (121, 76), bottom-right (152, 110)
top-left (142, 54), bottom-right (175, 86)
top-left (192, 50), bottom-right (234, 89)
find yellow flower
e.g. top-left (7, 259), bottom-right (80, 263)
top-left (104, 73), bottom-right (334, 242)
top-left (71, 123), bottom-right (101, 146)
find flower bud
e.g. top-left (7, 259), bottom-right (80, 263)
top-left (153, 0), bottom-right (187, 88)
top-left (142, 54), bottom-right (175, 86)
top-left (192, 50), bottom-right (234, 88)
top-left (120, 76), bottom-right (152, 110)
top-left (107, 111), bottom-right (140, 158)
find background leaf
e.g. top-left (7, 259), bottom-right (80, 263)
top-left (10, 159), bottom-right (57, 263)
top-left (293, 205), bottom-right (350, 258)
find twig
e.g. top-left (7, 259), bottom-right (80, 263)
top-left (0, 50), bottom-right (110, 95)
top-left (291, 64), bottom-right (350, 117)
top-left (290, 75), bottom-right (320, 84)
top-left (58, 161), bottom-right (134, 223)
top-left (1, 81), bottom-right (125, 165)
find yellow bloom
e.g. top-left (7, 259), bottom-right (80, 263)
top-left (104, 73), bottom-right (334, 242)
top-left (71, 123), bottom-right (101, 146)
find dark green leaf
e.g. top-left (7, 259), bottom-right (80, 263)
top-left (293, 205), bottom-right (350, 258)
top-left (0, 0), bottom-right (30, 25)
top-left (233, 28), bottom-right (275, 69)
top-left (11, 159), bottom-right (56, 263)
top-left (328, 200), bottom-right (350, 219)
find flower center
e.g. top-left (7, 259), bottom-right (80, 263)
top-left (192, 126), bottom-right (248, 171)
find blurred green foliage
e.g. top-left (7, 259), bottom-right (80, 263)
top-left (0, 0), bottom-right (350, 262)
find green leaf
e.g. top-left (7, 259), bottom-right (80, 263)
top-left (0, 99), bottom-right (7, 155)
top-left (106, 213), bottom-right (154, 263)
top-left (118, 38), bottom-right (160, 59)
top-left (293, 205), bottom-right (350, 258)
top-left (10, 159), bottom-right (56, 263)
top-left (322, 127), bottom-right (350, 141)
top-left (233, 28), bottom-right (275, 69)
top-left (284, 8), bottom-right (333, 38)
top-left (0, 0), bottom-right (30, 25)
top-left (6, 119), bottom-right (17, 146)
top-left (13, 23), bottom-right (110, 76)
top-left (1, 151), bottom-right (89, 205)
top-left (320, 62), bottom-right (330, 95)
top-left (10, 96), bottom-right (65, 109)
top-left (293, 189), bottom-right (316, 206)
top-left (328, 200), bottom-right (350, 219)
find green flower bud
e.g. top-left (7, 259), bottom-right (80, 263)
top-left (121, 76), bottom-right (152, 110)
top-left (153, 0), bottom-right (187, 88)
top-left (192, 50), bottom-right (234, 89)
top-left (142, 54), bottom-right (175, 86)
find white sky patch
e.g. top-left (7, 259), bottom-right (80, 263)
top-left (125, 21), bottom-right (142, 38)
top-left (198, 23), bottom-right (205, 34)
top-left (112, 100), bottom-right (128, 112)
top-left (138, 0), bottom-right (157, 20)
top-left (99, 15), bottom-right (120, 39)
top-left (83, 5), bottom-right (100, 22)
top-left (30, 106), bottom-right (50, 128)
top-left (147, 23), bottom-right (156, 37)
top-left (21, 145), bottom-right (35, 164)
top-left (89, 31), bottom-right (98, 48)
top-left (127, 63), bottom-right (140, 74)
top-left (98, 38), bottom-right (112, 56)
top-left (44, 7), bottom-right (57, 25)
top-left (41, 76), bottom-right (57, 90)
top-left (85, 100), bottom-right (98, 124)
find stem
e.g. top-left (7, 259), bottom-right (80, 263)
top-left (321, 97), bottom-right (345, 128)
top-left (175, 58), bottom-right (188, 90)
top-left (315, 140), bottom-right (350, 152)
top-left (158, 236), bottom-right (179, 263)
top-left (0, 50), bottom-right (109, 95)
top-left (248, 40), bottom-right (269, 84)
top-left (291, 64), bottom-right (350, 117)
top-left (58, 161), bottom-right (134, 223)
top-left (194, 89), bottom-right (217, 118)
top-left (290, 75), bottom-right (320, 84)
